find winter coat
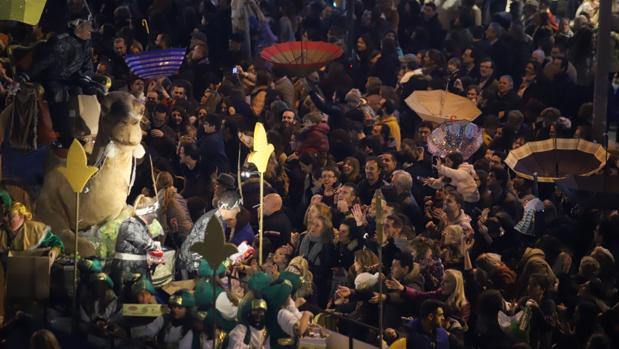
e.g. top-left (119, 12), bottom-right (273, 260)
top-left (435, 162), bottom-right (480, 203)
top-left (378, 114), bottom-right (401, 150)
top-left (297, 123), bottom-right (330, 155)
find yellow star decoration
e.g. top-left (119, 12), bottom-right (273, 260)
top-left (58, 139), bottom-right (99, 193)
top-left (190, 217), bottom-right (238, 271)
top-left (247, 122), bottom-right (274, 173)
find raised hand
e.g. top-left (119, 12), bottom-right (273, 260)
top-left (351, 204), bottom-right (366, 226)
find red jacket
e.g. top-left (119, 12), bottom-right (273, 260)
top-left (297, 123), bottom-right (330, 155)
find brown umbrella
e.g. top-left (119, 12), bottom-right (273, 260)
top-left (404, 90), bottom-right (481, 124)
top-left (505, 138), bottom-right (607, 183)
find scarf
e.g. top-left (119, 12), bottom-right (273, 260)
top-left (299, 234), bottom-right (323, 266)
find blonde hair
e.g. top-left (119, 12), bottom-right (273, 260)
top-left (11, 202), bottom-right (32, 220)
top-left (286, 256), bottom-right (314, 297)
top-left (303, 202), bottom-right (332, 227)
top-left (133, 195), bottom-right (157, 216)
top-left (444, 269), bottom-right (468, 312)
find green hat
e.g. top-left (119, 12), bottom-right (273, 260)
top-left (248, 272), bottom-right (273, 295)
top-left (198, 260), bottom-right (228, 278)
top-left (79, 258), bottom-right (103, 273)
top-left (169, 290), bottom-right (195, 308)
top-left (131, 276), bottom-right (156, 296)
top-left (0, 191), bottom-right (12, 209)
top-left (263, 282), bottom-right (293, 313)
top-left (278, 271), bottom-right (302, 294)
top-left (90, 272), bottom-right (114, 289)
top-left (194, 281), bottom-right (224, 309)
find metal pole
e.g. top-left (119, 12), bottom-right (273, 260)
top-left (73, 192), bottom-right (80, 332)
top-left (259, 171), bottom-right (264, 265)
top-left (592, 0), bottom-right (613, 143)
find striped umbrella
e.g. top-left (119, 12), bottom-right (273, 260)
top-left (260, 41), bottom-right (343, 76)
top-left (125, 48), bottom-right (186, 79)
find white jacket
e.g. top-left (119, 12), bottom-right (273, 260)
top-left (434, 162), bottom-right (480, 203)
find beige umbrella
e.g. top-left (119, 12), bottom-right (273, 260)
top-left (405, 90), bottom-right (481, 124)
top-left (505, 138), bottom-right (607, 183)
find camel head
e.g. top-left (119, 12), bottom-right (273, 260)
top-left (98, 91), bottom-right (144, 149)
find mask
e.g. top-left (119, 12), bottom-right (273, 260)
top-left (249, 312), bottom-right (265, 330)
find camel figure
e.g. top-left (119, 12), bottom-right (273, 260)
top-left (35, 92), bottom-right (145, 257)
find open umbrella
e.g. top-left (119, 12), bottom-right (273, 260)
top-left (427, 121), bottom-right (483, 159)
top-left (0, 0), bottom-right (46, 25)
top-left (260, 41), bottom-right (343, 76)
top-left (125, 48), bottom-right (186, 79)
top-left (404, 90), bottom-right (481, 124)
top-left (505, 138), bottom-right (607, 183)
top-left (556, 175), bottom-right (619, 209)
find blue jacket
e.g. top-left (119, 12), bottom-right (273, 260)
top-left (230, 224), bottom-right (255, 246)
top-left (406, 319), bottom-right (450, 349)
top-left (198, 131), bottom-right (229, 175)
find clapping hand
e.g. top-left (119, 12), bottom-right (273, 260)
top-left (351, 204), bottom-right (367, 226)
top-left (369, 292), bottom-right (387, 304)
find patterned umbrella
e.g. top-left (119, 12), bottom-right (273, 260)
top-left (260, 41), bottom-right (343, 76)
top-left (405, 90), bottom-right (481, 124)
top-left (125, 48), bottom-right (186, 79)
top-left (427, 121), bottom-right (483, 159)
top-left (505, 138), bottom-right (607, 183)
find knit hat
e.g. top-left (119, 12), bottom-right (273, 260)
top-left (90, 272), bottom-right (114, 289)
top-left (169, 289), bottom-right (196, 308)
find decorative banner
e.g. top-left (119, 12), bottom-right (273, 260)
top-left (190, 217), bottom-right (237, 272)
top-left (125, 48), bottom-right (186, 79)
top-left (122, 304), bottom-right (167, 317)
top-left (0, 0), bottom-right (47, 26)
top-left (247, 122), bottom-right (274, 173)
top-left (58, 139), bottom-right (98, 193)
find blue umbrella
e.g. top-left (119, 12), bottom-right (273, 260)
top-left (125, 48), bottom-right (186, 79)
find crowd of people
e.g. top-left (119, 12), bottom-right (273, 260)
top-left (0, 0), bottom-right (619, 348)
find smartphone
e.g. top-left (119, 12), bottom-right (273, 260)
top-left (232, 67), bottom-right (238, 75)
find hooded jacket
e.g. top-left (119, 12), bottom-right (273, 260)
top-left (377, 113), bottom-right (401, 150)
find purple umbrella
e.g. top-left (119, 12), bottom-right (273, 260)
top-left (427, 121), bottom-right (483, 159)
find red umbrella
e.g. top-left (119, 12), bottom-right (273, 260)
top-left (260, 41), bottom-right (343, 76)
